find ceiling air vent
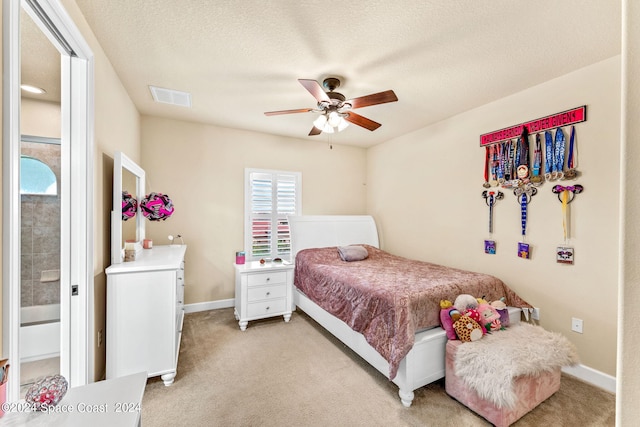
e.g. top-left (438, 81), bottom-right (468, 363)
top-left (149, 85), bottom-right (192, 108)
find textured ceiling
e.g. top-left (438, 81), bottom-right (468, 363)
top-left (25, 1), bottom-right (621, 148)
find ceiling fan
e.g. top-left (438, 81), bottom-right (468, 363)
top-left (264, 77), bottom-right (398, 136)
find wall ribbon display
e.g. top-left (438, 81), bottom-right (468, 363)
top-left (478, 106), bottom-right (586, 261)
top-left (479, 106), bottom-right (586, 147)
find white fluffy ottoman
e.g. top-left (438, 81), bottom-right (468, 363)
top-left (445, 323), bottom-right (578, 426)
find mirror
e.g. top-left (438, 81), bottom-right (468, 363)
top-left (121, 168), bottom-right (137, 243)
top-left (111, 151), bottom-right (145, 264)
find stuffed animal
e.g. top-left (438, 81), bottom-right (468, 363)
top-left (440, 300), bottom-right (462, 340)
top-left (453, 315), bottom-right (483, 342)
top-left (465, 308), bottom-right (487, 334)
top-left (477, 303), bottom-right (503, 332)
top-left (454, 294), bottom-right (478, 312)
top-left (491, 297), bottom-right (510, 327)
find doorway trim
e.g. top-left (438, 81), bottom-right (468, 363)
top-left (2, 0), bottom-right (94, 401)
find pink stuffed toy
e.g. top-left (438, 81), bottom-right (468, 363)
top-left (477, 303), bottom-right (503, 332)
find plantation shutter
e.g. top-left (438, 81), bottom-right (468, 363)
top-left (246, 169), bottom-right (301, 262)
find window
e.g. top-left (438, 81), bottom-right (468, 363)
top-left (245, 168), bottom-right (301, 262)
top-left (20, 155), bottom-right (58, 195)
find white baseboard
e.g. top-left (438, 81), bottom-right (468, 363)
top-left (562, 364), bottom-right (616, 394)
top-left (184, 298), bottom-right (234, 313)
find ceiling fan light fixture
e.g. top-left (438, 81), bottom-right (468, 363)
top-left (328, 111), bottom-right (341, 127)
top-left (313, 115), bottom-right (327, 129)
top-left (313, 111), bottom-right (349, 134)
top-left (337, 118), bottom-right (349, 132)
top-left (322, 122), bottom-right (335, 133)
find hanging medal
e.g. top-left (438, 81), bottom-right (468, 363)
top-left (554, 127), bottom-right (566, 180)
top-left (482, 190), bottom-right (504, 254)
top-left (544, 130), bottom-right (554, 181)
top-left (530, 133), bottom-right (544, 186)
top-left (489, 144), bottom-right (499, 187)
top-left (483, 146), bottom-right (491, 188)
top-left (564, 125), bottom-right (579, 180)
top-left (496, 143), bottom-right (505, 186)
top-left (515, 127), bottom-right (530, 185)
top-left (514, 184), bottom-right (537, 259)
top-left (552, 184), bottom-right (584, 264)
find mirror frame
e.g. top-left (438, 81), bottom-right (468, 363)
top-left (111, 151), bottom-right (145, 264)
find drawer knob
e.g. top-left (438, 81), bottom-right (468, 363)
top-left (266, 277), bottom-right (270, 281)
top-left (266, 292), bottom-right (271, 296)
top-left (266, 306), bottom-right (270, 311)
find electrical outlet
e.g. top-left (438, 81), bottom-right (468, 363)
top-left (571, 318), bottom-right (583, 334)
top-left (531, 307), bottom-right (540, 321)
top-left (98, 329), bottom-right (103, 347)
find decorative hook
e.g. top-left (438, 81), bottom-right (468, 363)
top-left (482, 190), bottom-right (504, 207)
top-left (552, 184), bottom-right (584, 204)
top-left (513, 185), bottom-right (537, 204)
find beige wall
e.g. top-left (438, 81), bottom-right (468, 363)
top-left (21, 99), bottom-right (61, 137)
top-left (140, 116), bottom-right (367, 303)
top-left (367, 57), bottom-right (621, 377)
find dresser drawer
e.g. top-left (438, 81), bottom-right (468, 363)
top-left (247, 298), bottom-right (287, 317)
top-left (247, 284), bottom-right (287, 302)
top-left (247, 271), bottom-right (286, 287)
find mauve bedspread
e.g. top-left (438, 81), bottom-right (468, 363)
top-left (294, 245), bottom-right (531, 380)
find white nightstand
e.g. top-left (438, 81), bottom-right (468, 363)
top-left (234, 261), bottom-right (294, 331)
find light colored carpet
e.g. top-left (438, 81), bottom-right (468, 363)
top-left (141, 309), bottom-right (615, 426)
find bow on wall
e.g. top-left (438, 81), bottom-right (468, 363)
top-left (552, 184), bottom-right (584, 241)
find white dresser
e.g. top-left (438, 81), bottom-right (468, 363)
top-left (105, 245), bottom-right (186, 386)
top-left (234, 261), bottom-right (294, 330)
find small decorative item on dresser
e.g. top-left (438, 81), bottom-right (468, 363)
top-left (124, 241), bottom-right (136, 261)
top-left (143, 239), bottom-right (153, 249)
top-left (235, 251), bottom-right (245, 265)
top-left (24, 374), bottom-right (68, 411)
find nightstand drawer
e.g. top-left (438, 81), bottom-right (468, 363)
top-left (247, 271), bottom-right (286, 287)
top-left (247, 284), bottom-right (287, 302)
top-left (247, 298), bottom-right (287, 317)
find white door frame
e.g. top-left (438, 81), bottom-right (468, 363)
top-left (2, 0), bottom-right (94, 401)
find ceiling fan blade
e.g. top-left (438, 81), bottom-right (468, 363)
top-left (308, 126), bottom-right (322, 136)
top-left (298, 79), bottom-right (330, 103)
top-left (264, 108), bottom-right (314, 116)
top-left (347, 90), bottom-right (398, 109)
top-left (344, 112), bottom-right (382, 131)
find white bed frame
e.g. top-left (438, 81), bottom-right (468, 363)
top-left (289, 215), bottom-right (521, 407)
top-left (288, 215), bottom-right (448, 407)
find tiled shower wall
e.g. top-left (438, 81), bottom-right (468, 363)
top-left (20, 141), bottom-right (61, 308)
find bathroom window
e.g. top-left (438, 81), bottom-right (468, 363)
top-left (20, 155), bottom-right (58, 195)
